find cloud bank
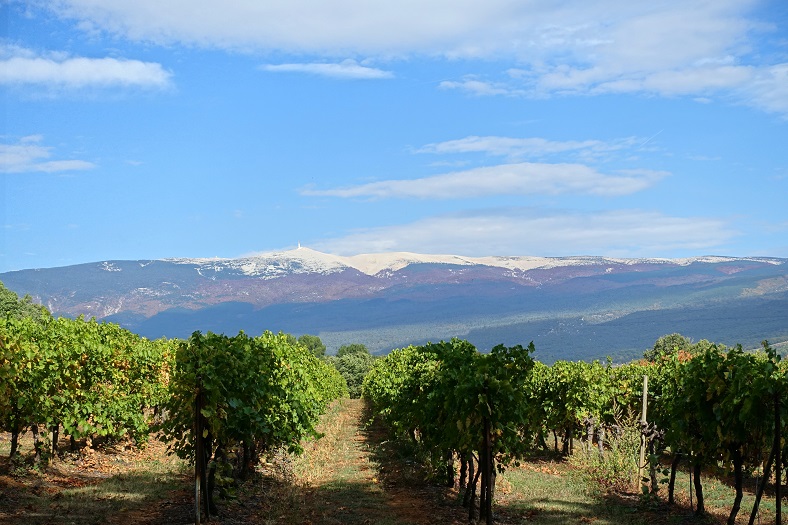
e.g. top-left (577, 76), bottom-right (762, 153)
top-left (42, 0), bottom-right (787, 115)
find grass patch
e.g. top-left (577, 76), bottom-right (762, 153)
top-left (666, 466), bottom-right (784, 524)
top-left (495, 459), bottom-right (649, 525)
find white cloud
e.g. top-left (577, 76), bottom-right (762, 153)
top-left (313, 208), bottom-right (736, 257)
top-left (0, 45), bottom-right (172, 89)
top-left (578, 65), bottom-right (755, 96)
top-left (302, 162), bottom-right (667, 199)
top-left (416, 135), bottom-right (640, 160)
top-left (261, 59), bottom-right (393, 79)
top-left (439, 78), bottom-right (520, 96)
top-left (45, 0), bottom-right (538, 56)
top-left (0, 136), bottom-right (96, 173)
top-left (746, 63), bottom-right (788, 116)
top-left (448, 61), bottom-right (788, 116)
top-left (45, 0), bottom-right (753, 62)
top-left (40, 0), bottom-right (786, 115)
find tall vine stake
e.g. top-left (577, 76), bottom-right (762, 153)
top-left (194, 375), bottom-right (205, 524)
top-left (775, 391), bottom-right (781, 525)
top-left (637, 375), bottom-right (649, 490)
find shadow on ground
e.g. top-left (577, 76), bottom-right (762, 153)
top-left (0, 462), bottom-right (183, 525)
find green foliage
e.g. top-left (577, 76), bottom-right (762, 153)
top-left (0, 315), bottom-right (172, 454)
top-left (661, 342), bottom-right (786, 469)
top-left (333, 351), bottom-right (376, 398)
top-left (4, 295), bottom-right (786, 520)
top-left (531, 359), bottom-right (614, 442)
top-left (363, 331), bottom-right (787, 523)
top-left (336, 343), bottom-right (370, 357)
top-left (155, 329), bottom-right (348, 518)
top-left (158, 330), bottom-right (347, 461)
top-left (298, 334), bottom-right (326, 358)
top-left (0, 280), bottom-right (49, 320)
top-left (362, 339), bottom-right (536, 474)
top-left (643, 333), bottom-right (692, 361)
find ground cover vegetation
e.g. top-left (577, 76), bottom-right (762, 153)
top-left (1, 280), bottom-right (787, 524)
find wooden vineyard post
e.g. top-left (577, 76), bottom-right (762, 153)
top-left (482, 416), bottom-right (493, 525)
top-left (637, 375), bottom-right (649, 490)
top-left (195, 376), bottom-right (204, 525)
top-left (776, 391), bottom-right (781, 525)
top-left (689, 459), bottom-right (693, 511)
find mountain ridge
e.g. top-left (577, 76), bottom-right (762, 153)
top-left (2, 248), bottom-right (787, 361)
top-left (165, 246), bottom-right (783, 277)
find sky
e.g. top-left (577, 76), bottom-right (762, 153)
top-left (1, 0), bottom-right (788, 273)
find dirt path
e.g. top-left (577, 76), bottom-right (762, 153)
top-left (128, 398), bottom-right (465, 525)
top-left (258, 397), bottom-right (465, 525)
top-left (0, 399), bottom-right (467, 525)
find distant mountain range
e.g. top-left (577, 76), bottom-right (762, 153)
top-left (2, 248), bottom-right (787, 362)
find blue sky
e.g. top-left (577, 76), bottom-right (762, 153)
top-left (2, 0), bottom-right (787, 273)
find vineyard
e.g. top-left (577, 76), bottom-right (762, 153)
top-left (363, 338), bottom-right (788, 524)
top-left (1, 307), bottom-right (787, 523)
top-left (0, 314), bottom-right (346, 521)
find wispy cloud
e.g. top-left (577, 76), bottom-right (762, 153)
top-left (261, 59), bottom-right (393, 79)
top-left (745, 64), bottom-right (788, 117)
top-left (447, 61), bottom-right (788, 117)
top-left (302, 163), bottom-right (667, 199)
top-left (0, 136), bottom-right (96, 173)
top-left (439, 77), bottom-right (521, 97)
top-left (416, 136), bottom-right (641, 161)
top-left (0, 45), bottom-right (172, 90)
top-left (313, 208), bottom-right (736, 257)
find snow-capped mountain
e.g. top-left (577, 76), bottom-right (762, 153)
top-left (2, 248), bottom-right (787, 361)
top-left (167, 246), bottom-right (780, 277)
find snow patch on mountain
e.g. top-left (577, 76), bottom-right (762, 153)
top-left (168, 247), bottom-right (351, 279)
top-left (100, 262), bottom-right (122, 272)
top-left (165, 248), bottom-right (784, 278)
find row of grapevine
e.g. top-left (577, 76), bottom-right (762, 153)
top-left (157, 330), bottom-right (347, 518)
top-left (502, 344), bottom-right (787, 523)
top-left (362, 339), bottom-right (536, 524)
top-left (1, 315), bottom-right (349, 521)
top-left (525, 359), bottom-right (620, 454)
top-left (363, 339), bottom-right (787, 524)
top-left (0, 314), bottom-right (173, 460)
top-left (655, 343), bottom-right (787, 523)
